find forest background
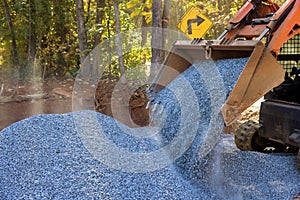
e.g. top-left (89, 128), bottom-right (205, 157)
top-left (0, 0), bottom-right (286, 81)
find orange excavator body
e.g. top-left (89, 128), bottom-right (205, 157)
top-left (266, 0), bottom-right (300, 55)
top-left (221, 0), bottom-right (300, 124)
top-left (221, 0), bottom-right (280, 41)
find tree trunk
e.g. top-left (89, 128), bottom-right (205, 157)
top-left (51, 0), bottom-right (69, 76)
top-left (150, 0), bottom-right (163, 80)
top-left (113, 0), bottom-right (126, 83)
top-left (75, 0), bottom-right (89, 64)
top-left (85, 0), bottom-right (91, 23)
top-left (53, 0), bottom-right (68, 44)
top-left (141, 0), bottom-right (148, 47)
top-left (2, 0), bottom-right (20, 74)
top-left (161, 0), bottom-right (170, 58)
top-left (218, 0), bottom-right (222, 10)
top-left (106, 5), bottom-right (112, 74)
top-left (162, 0), bottom-right (170, 30)
top-left (93, 0), bottom-right (106, 48)
top-left (28, 0), bottom-right (37, 64)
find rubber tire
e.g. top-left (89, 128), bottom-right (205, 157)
top-left (235, 120), bottom-right (266, 151)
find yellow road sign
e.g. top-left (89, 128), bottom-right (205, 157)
top-left (178, 7), bottom-right (213, 39)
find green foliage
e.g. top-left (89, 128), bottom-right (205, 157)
top-left (127, 0), bottom-right (152, 24)
top-left (201, 1), bottom-right (244, 39)
top-left (0, 0), bottom-right (288, 80)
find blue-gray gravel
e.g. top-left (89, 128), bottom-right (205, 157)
top-left (1, 58), bottom-right (299, 200)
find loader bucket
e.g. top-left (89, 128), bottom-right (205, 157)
top-left (148, 40), bottom-right (285, 125)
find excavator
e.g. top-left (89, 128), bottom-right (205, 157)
top-left (146, 0), bottom-right (300, 168)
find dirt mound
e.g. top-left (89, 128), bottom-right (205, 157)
top-left (93, 76), bottom-right (261, 131)
top-left (94, 78), bottom-right (150, 127)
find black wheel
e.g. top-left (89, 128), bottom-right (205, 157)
top-left (235, 120), bottom-right (267, 151)
top-left (291, 192), bottom-right (300, 200)
top-left (297, 149), bottom-right (300, 170)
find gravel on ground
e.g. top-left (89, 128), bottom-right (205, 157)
top-left (1, 58), bottom-right (299, 199)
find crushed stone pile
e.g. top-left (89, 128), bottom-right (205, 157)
top-left (1, 58), bottom-right (299, 199)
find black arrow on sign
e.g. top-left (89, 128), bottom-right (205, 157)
top-left (187, 15), bottom-right (204, 34)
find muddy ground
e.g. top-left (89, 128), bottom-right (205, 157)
top-left (0, 78), bottom-right (258, 132)
top-left (0, 79), bottom-right (74, 131)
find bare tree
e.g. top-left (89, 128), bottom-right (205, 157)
top-left (162, 0), bottom-right (170, 58)
top-left (162, 0), bottom-right (170, 30)
top-left (85, 0), bottom-right (91, 23)
top-left (51, 0), bottom-right (69, 76)
top-left (2, 0), bottom-right (20, 74)
top-left (28, 0), bottom-right (37, 65)
top-left (75, 0), bottom-right (88, 64)
top-left (113, 0), bottom-right (126, 83)
top-left (150, 0), bottom-right (163, 80)
top-left (93, 0), bottom-right (106, 47)
top-left (141, 0), bottom-right (149, 47)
